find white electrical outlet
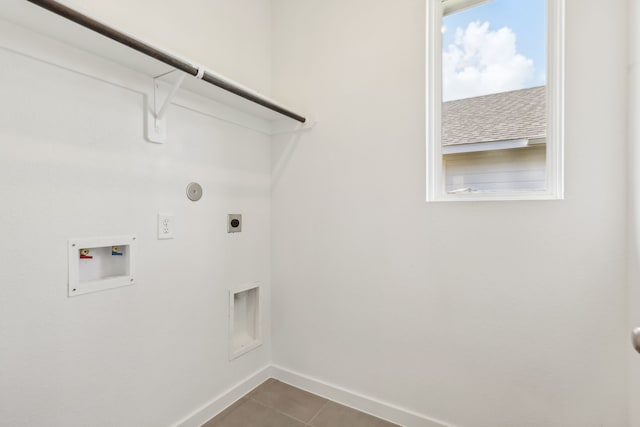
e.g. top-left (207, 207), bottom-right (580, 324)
top-left (158, 213), bottom-right (174, 239)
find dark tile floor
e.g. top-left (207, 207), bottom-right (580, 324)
top-left (202, 379), bottom-right (400, 427)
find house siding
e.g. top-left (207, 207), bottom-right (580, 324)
top-left (444, 145), bottom-right (546, 192)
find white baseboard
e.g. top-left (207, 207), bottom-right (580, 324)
top-left (271, 365), bottom-right (454, 427)
top-left (173, 364), bottom-right (454, 427)
top-left (172, 365), bottom-right (272, 427)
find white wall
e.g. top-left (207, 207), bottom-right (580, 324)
top-left (58, 0), bottom-right (272, 95)
top-left (628, 0), bottom-right (640, 424)
top-left (271, 1), bottom-right (629, 426)
top-left (0, 2), bottom-right (272, 426)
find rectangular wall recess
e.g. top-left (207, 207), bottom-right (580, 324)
top-left (68, 236), bottom-right (136, 297)
top-left (229, 282), bottom-right (262, 360)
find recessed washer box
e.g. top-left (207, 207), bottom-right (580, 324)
top-left (229, 282), bottom-right (262, 360)
top-left (68, 236), bottom-right (136, 297)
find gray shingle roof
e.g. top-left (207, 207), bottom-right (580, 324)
top-left (442, 86), bottom-right (546, 146)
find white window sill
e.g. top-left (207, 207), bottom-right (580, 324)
top-left (428, 190), bottom-right (564, 202)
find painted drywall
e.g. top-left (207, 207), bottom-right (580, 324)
top-left (56, 0), bottom-right (272, 96)
top-left (270, 0), bottom-right (629, 426)
top-left (629, 1), bottom-right (640, 425)
top-left (0, 2), bottom-right (272, 426)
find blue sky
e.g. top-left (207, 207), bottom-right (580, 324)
top-left (442, 0), bottom-right (546, 99)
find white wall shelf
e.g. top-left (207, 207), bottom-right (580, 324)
top-left (0, 0), bottom-right (313, 141)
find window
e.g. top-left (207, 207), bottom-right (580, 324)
top-left (427, 0), bottom-right (564, 201)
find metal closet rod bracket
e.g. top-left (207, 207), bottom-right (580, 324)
top-left (146, 69), bottom-right (202, 144)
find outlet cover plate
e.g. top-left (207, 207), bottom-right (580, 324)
top-left (228, 214), bottom-right (242, 233)
top-left (158, 213), bottom-right (174, 239)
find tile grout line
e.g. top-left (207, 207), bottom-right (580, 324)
top-left (306, 399), bottom-right (329, 426)
top-left (249, 396), bottom-right (311, 426)
top-left (201, 397), bottom-right (247, 426)
top-left (280, 410), bottom-right (312, 426)
top-left (211, 381), bottom-right (400, 427)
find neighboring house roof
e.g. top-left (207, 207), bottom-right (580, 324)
top-left (442, 85), bottom-right (546, 147)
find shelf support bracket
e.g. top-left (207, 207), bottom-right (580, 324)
top-left (146, 71), bottom-right (190, 144)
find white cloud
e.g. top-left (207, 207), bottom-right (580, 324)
top-left (442, 21), bottom-right (534, 101)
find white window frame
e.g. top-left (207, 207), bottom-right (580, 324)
top-left (426, 0), bottom-right (565, 202)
